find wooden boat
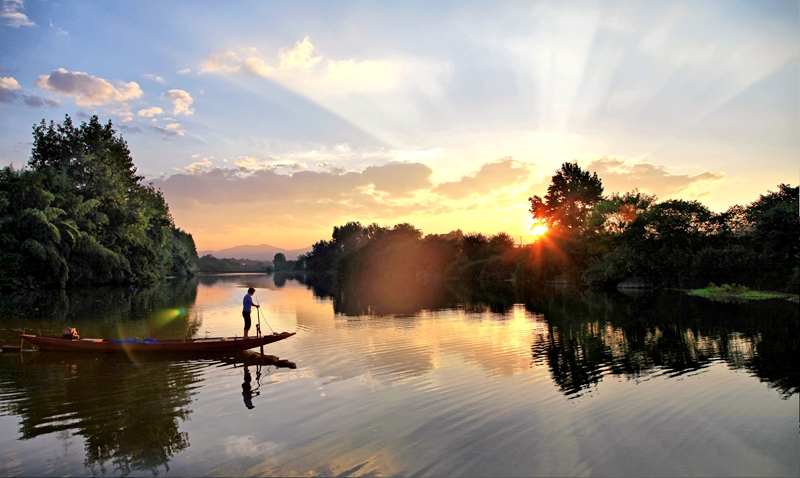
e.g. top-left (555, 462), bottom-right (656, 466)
top-left (20, 332), bottom-right (296, 353)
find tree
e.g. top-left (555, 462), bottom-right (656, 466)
top-left (529, 162), bottom-right (604, 232)
top-left (273, 252), bottom-right (287, 271)
top-left (488, 232), bottom-right (516, 256)
top-left (745, 184), bottom-right (799, 291)
top-left (0, 115), bottom-right (196, 289)
top-left (462, 232), bottom-right (489, 260)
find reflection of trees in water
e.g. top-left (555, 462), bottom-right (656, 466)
top-left (0, 354), bottom-right (202, 476)
top-left (300, 274), bottom-right (797, 399)
top-left (333, 278), bottom-right (458, 317)
top-left (0, 277), bottom-right (198, 323)
top-left (0, 278), bottom-right (200, 341)
top-left (527, 289), bottom-right (798, 399)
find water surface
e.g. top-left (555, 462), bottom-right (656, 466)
top-left (0, 274), bottom-right (797, 476)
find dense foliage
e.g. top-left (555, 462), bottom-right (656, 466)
top-left (0, 115), bottom-right (197, 289)
top-left (303, 162), bottom-right (799, 294)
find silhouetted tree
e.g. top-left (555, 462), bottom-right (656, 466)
top-left (529, 162), bottom-right (604, 232)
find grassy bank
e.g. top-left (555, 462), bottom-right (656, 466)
top-left (687, 283), bottom-right (799, 302)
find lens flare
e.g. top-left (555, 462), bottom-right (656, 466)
top-left (530, 223), bottom-right (548, 237)
top-left (153, 308), bottom-right (186, 328)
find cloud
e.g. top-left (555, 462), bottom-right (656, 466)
top-left (160, 89), bottom-right (194, 115)
top-left (362, 162), bottom-right (433, 196)
top-left (151, 125), bottom-right (184, 137)
top-left (155, 161), bottom-right (437, 210)
top-left (22, 95), bottom-right (60, 108)
top-left (233, 155), bottom-right (262, 168)
top-left (137, 106), bottom-right (163, 117)
top-left (185, 157), bottom-right (215, 174)
top-left (434, 158), bottom-right (536, 199)
top-left (1, 76), bottom-right (60, 108)
top-left (176, 68), bottom-right (191, 75)
top-left (586, 157), bottom-right (724, 196)
top-left (199, 37), bottom-right (436, 98)
top-left (278, 37), bottom-right (322, 69)
top-left (0, 76), bottom-right (21, 103)
top-left (118, 125), bottom-right (142, 134)
top-left (34, 68), bottom-right (143, 106)
top-left (242, 57), bottom-right (275, 76)
top-left (143, 73), bottom-right (164, 82)
top-left (201, 51), bottom-right (242, 74)
top-left (1, 0), bottom-right (35, 27)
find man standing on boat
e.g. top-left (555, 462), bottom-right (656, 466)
top-left (242, 287), bottom-right (260, 338)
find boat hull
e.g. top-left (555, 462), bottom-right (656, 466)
top-left (20, 332), bottom-right (295, 353)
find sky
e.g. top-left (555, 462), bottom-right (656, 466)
top-left (1, 0), bottom-right (798, 251)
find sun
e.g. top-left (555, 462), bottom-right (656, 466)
top-left (529, 222), bottom-right (549, 237)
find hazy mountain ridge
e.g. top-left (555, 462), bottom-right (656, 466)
top-left (198, 244), bottom-right (312, 261)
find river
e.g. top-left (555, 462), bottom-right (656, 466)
top-left (0, 273), bottom-right (797, 476)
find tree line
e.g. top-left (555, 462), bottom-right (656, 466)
top-left (302, 162), bottom-right (799, 294)
top-left (0, 115), bottom-right (197, 290)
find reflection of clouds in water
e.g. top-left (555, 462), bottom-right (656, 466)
top-left (223, 435), bottom-right (282, 458)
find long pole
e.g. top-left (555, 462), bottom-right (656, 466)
top-left (255, 296), bottom-right (269, 355)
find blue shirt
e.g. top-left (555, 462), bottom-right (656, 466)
top-left (243, 293), bottom-right (254, 312)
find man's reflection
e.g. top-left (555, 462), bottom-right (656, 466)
top-left (242, 365), bottom-right (259, 409)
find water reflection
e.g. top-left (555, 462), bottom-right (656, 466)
top-left (1, 353), bottom-right (197, 476)
top-left (527, 289), bottom-right (798, 399)
top-left (301, 275), bottom-right (798, 399)
top-left (0, 278), bottom-right (200, 342)
top-left (0, 274), bottom-right (796, 476)
top-left (0, 351), bottom-right (293, 476)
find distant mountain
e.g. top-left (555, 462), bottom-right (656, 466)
top-left (198, 243), bottom-right (312, 261)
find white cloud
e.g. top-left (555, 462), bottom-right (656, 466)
top-left (137, 106), bottom-right (163, 117)
top-left (143, 73), bottom-right (165, 82)
top-left (160, 89), bottom-right (194, 115)
top-left (1, 0), bottom-right (35, 27)
top-left (34, 68), bottom-right (143, 106)
top-left (1, 76), bottom-right (61, 108)
top-left (278, 37), bottom-right (322, 69)
top-left (176, 68), bottom-right (191, 75)
top-left (185, 157), bottom-right (215, 174)
top-left (151, 124), bottom-right (185, 137)
top-left (201, 51), bottom-right (242, 73)
top-left (0, 76), bottom-right (22, 103)
top-left (199, 37), bottom-right (443, 99)
top-left (233, 155), bottom-right (262, 168)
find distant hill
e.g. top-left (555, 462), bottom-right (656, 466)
top-left (198, 243), bottom-right (312, 262)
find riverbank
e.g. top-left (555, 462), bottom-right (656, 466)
top-left (687, 283), bottom-right (799, 303)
